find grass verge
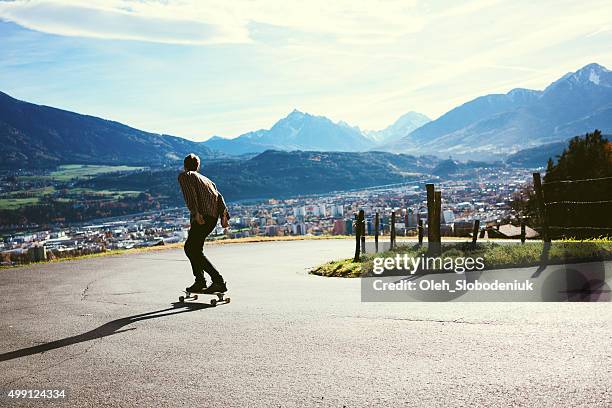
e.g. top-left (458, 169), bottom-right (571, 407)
top-left (310, 239), bottom-right (612, 278)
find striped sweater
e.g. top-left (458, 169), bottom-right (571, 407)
top-left (177, 171), bottom-right (227, 219)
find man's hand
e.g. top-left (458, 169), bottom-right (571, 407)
top-left (221, 209), bottom-right (230, 228)
top-left (194, 212), bottom-right (205, 225)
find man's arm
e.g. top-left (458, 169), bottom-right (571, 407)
top-left (211, 180), bottom-right (230, 228)
top-left (217, 193), bottom-right (230, 228)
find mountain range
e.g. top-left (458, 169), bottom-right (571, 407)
top-left (387, 63), bottom-right (612, 159)
top-left (204, 109), bottom-right (432, 155)
top-left (203, 63), bottom-right (612, 159)
top-left (202, 109), bottom-right (377, 154)
top-left (1, 63), bottom-right (610, 167)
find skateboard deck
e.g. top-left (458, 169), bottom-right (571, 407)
top-left (179, 290), bottom-right (230, 306)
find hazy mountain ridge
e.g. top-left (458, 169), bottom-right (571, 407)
top-left (203, 109), bottom-right (377, 154)
top-left (365, 111), bottom-right (431, 143)
top-left (201, 132), bottom-right (277, 156)
top-left (204, 110), bottom-right (431, 154)
top-left (505, 141), bottom-right (567, 168)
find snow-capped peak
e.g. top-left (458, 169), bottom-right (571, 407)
top-left (545, 63), bottom-right (611, 93)
top-left (570, 63), bottom-right (609, 85)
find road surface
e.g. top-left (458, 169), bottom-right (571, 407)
top-left (1, 240), bottom-right (611, 407)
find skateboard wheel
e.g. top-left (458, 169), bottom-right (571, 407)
top-left (226, 298), bottom-right (231, 304)
top-left (193, 295), bottom-right (198, 300)
top-left (210, 299), bottom-right (217, 307)
top-left (179, 296), bottom-right (185, 302)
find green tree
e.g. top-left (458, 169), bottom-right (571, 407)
top-left (544, 129), bottom-right (611, 182)
top-left (540, 130), bottom-right (611, 238)
top-left (513, 130), bottom-right (611, 236)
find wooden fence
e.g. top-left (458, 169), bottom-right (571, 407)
top-left (352, 182), bottom-right (534, 261)
top-left (351, 173), bottom-right (611, 261)
top-left (353, 182), bottom-right (482, 260)
top-left (532, 172), bottom-right (612, 241)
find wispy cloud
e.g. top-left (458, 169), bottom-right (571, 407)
top-left (0, 0), bottom-right (428, 45)
top-left (0, 0), bottom-right (249, 44)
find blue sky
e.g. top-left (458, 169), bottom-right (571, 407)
top-left (1, 0), bottom-right (611, 141)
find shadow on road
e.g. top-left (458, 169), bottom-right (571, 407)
top-left (532, 242), bottom-right (552, 278)
top-left (0, 302), bottom-right (210, 363)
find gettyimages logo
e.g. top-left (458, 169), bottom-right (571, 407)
top-left (372, 254), bottom-right (485, 275)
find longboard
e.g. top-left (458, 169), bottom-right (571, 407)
top-left (179, 290), bottom-right (230, 306)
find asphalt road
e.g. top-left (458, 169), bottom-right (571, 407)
top-left (1, 239), bottom-right (611, 407)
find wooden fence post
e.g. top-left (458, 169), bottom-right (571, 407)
top-left (374, 212), bottom-right (379, 253)
top-left (533, 172), bottom-right (550, 243)
top-left (390, 211), bottom-right (396, 250)
top-left (418, 219), bottom-right (424, 245)
top-left (426, 184), bottom-right (435, 243)
top-left (353, 211), bottom-right (362, 262)
top-left (520, 220), bottom-right (526, 244)
top-left (434, 190), bottom-right (442, 243)
top-left (471, 219), bottom-right (480, 245)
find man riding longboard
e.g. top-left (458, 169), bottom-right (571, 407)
top-left (178, 153), bottom-right (230, 294)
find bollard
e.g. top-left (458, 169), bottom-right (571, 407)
top-left (472, 219), bottom-right (480, 245)
top-left (418, 219), bottom-right (424, 246)
top-left (374, 212), bottom-right (379, 253)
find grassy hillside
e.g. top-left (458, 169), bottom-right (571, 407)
top-left (79, 150), bottom-right (438, 202)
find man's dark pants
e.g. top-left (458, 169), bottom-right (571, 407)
top-left (184, 215), bottom-right (223, 284)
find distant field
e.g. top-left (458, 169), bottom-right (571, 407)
top-left (0, 189), bottom-right (142, 209)
top-left (48, 164), bottom-right (145, 181)
top-left (1, 165), bottom-right (145, 211)
top-left (17, 164), bottom-right (145, 182)
top-left (0, 197), bottom-right (40, 210)
top-left (6, 186), bottom-right (56, 197)
top-left (70, 188), bottom-right (142, 199)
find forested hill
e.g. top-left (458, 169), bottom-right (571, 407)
top-left (78, 150), bottom-right (440, 202)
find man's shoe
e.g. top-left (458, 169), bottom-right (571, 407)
top-left (202, 281), bottom-right (227, 294)
top-left (186, 280), bottom-right (207, 293)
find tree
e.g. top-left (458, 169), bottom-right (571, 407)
top-left (512, 130), bottom-right (611, 236)
top-left (541, 130), bottom-right (611, 238)
top-left (544, 130), bottom-right (611, 182)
